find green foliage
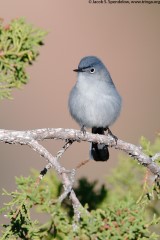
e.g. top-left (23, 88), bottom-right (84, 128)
top-left (140, 136), bottom-right (160, 162)
top-left (62, 178), bottom-right (107, 217)
top-left (0, 172), bottom-right (62, 239)
top-left (0, 18), bottom-right (47, 100)
top-left (104, 155), bottom-right (146, 205)
top-left (74, 178), bottom-right (107, 210)
top-left (1, 137), bottom-right (160, 239)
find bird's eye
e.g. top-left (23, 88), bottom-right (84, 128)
top-left (90, 68), bottom-right (95, 74)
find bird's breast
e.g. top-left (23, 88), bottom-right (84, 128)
top-left (69, 79), bottom-right (121, 128)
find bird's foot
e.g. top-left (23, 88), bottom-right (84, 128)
top-left (81, 125), bottom-right (86, 136)
top-left (105, 127), bottom-right (118, 144)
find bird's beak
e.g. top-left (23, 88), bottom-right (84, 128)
top-left (73, 68), bottom-right (84, 72)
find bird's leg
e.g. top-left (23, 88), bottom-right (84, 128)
top-left (81, 125), bottom-right (86, 136)
top-left (105, 127), bottom-right (118, 144)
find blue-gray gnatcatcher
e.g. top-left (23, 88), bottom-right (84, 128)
top-left (68, 56), bottom-right (122, 161)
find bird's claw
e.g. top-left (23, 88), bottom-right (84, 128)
top-left (81, 125), bottom-right (86, 136)
top-left (105, 127), bottom-right (118, 144)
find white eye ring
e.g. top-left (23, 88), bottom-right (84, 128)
top-left (90, 68), bottom-right (95, 73)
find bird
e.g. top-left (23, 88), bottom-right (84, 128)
top-left (68, 56), bottom-right (122, 161)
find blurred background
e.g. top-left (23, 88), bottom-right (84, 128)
top-left (0, 0), bottom-right (160, 208)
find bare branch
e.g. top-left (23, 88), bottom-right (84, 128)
top-left (0, 128), bottom-right (160, 178)
top-left (0, 127), bottom-right (160, 220)
top-left (26, 139), bottom-right (82, 218)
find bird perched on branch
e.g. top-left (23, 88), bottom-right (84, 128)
top-left (68, 56), bottom-right (122, 161)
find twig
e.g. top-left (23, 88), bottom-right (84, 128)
top-left (36, 140), bottom-right (74, 184)
top-left (76, 159), bottom-right (90, 169)
top-left (55, 139), bottom-right (73, 161)
top-left (26, 139), bottom-right (83, 218)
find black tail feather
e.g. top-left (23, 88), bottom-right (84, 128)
top-left (91, 127), bottom-right (109, 161)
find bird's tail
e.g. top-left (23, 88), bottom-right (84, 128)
top-left (90, 127), bottom-right (109, 161)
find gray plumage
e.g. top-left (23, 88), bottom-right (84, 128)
top-left (68, 56), bottom-right (122, 161)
